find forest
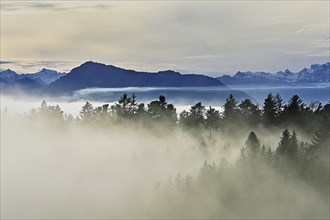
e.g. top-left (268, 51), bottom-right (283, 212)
top-left (1, 92), bottom-right (329, 219)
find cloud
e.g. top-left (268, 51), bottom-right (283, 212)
top-left (0, 60), bottom-right (80, 73)
top-left (1, 1), bottom-right (329, 75)
top-left (0, 60), bottom-right (17, 64)
top-left (169, 54), bottom-right (225, 60)
top-left (0, 1), bottom-right (56, 11)
top-left (0, 1), bottom-right (115, 12)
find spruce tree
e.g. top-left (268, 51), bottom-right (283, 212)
top-left (79, 101), bottom-right (95, 122)
top-left (306, 128), bottom-right (330, 192)
top-left (147, 95), bottom-right (177, 126)
top-left (189, 102), bottom-right (206, 129)
top-left (238, 99), bottom-right (261, 126)
top-left (274, 93), bottom-right (284, 119)
top-left (276, 129), bottom-right (291, 154)
top-left (289, 130), bottom-right (299, 160)
top-left (205, 106), bottom-right (221, 138)
top-left (223, 94), bottom-right (238, 121)
top-left (275, 128), bottom-right (291, 166)
top-left (245, 131), bottom-right (261, 158)
top-left (262, 93), bottom-right (277, 125)
top-left (283, 95), bottom-right (305, 125)
top-left (285, 95), bottom-right (304, 116)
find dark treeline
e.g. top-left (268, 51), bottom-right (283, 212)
top-left (5, 92), bottom-right (329, 218)
top-left (24, 92), bottom-right (329, 134)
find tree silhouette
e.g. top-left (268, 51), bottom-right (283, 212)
top-left (178, 102), bottom-right (209, 132)
top-left (262, 93), bottom-right (277, 125)
top-left (179, 110), bottom-right (190, 128)
top-left (190, 102), bottom-right (206, 129)
top-left (285, 95), bottom-right (304, 115)
top-left (276, 129), bottom-right (291, 156)
top-left (205, 106), bottom-right (221, 138)
top-left (80, 101), bottom-right (95, 122)
top-left (238, 99), bottom-right (261, 126)
top-left (289, 130), bottom-right (299, 159)
top-left (305, 127), bottom-right (330, 192)
top-left (38, 100), bottom-right (64, 121)
top-left (222, 94), bottom-right (238, 121)
top-left (274, 93), bottom-right (284, 120)
top-left (147, 95), bottom-right (177, 126)
top-left (283, 95), bottom-right (305, 125)
top-left (222, 94), bottom-right (239, 134)
top-left (136, 103), bottom-right (147, 119)
top-left (244, 131), bottom-right (261, 159)
top-left (275, 129), bottom-right (300, 173)
top-left (94, 104), bottom-right (110, 122)
top-left (113, 93), bottom-right (138, 119)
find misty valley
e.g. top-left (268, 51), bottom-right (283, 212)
top-left (2, 0), bottom-right (329, 218)
top-left (1, 92), bottom-right (329, 219)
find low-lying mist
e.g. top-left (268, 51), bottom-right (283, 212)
top-left (1, 92), bottom-right (329, 219)
top-left (1, 114), bottom-right (227, 218)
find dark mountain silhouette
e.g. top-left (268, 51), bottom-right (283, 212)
top-left (47, 61), bottom-right (224, 95)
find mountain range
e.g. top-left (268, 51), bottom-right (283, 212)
top-left (0, 68), bottom-right (65, 85)
top-left (0, 61), bottom-right (328, 98)
top-left (217, 62), bottom-right (330, 85)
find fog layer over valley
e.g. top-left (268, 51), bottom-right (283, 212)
top-left (1, 93), bottom-right (329, 219)
top-left (2, 116), bottom-right (210, 218)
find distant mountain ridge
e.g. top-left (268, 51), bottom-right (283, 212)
top-left (46, 61), bottom-right (224, 95)
top-left (0, 68), bottom-right (65, 86)
top-left (22, 68), bottom-right (66, 85)
top-left (217, 62), bottom-right (330, 85)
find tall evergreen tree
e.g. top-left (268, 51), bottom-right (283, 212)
top-left (37, 100), bottom-right (64, 121)
top-left (238, 131), bottom-right (262, 168)
top-left (205, 106), bottom-right (221, 138)
top-left (222, 94), bottom-right (238, 121)
top-left (245, 131), bottom-right (261, 157)
top-left (276, 129), bottom-right (291, 157)
top-left (262, 93), bottom-right (277, 125)
top-left (285, 95), bottom-right (304, 115)
top-left (114, 93), bottom-right (138, 118)
top-left (283, 95), bottom-right (305, 125)
top-left (309, 128), bottom-right (329, 162)
top-left (289, 130), bottom-right (299, 159)
top-left (179, 110), bottom-right (189, 126)
top-left (148, 95), bottom-right (177, 126)
top-left (79, 101), bottom-right (95, 122)
top-left (238, 99), bottom-right (261, 126)
top-left (306, 127), bottom-right (330, 192)
top-left (222, 94), bottom-right (239, 134)
top-left (274, 93), bottom-right (284, 119)
top-left (275, 129), bottom-right (300, 172)
top-left (189, 102), bottom-right (206, 129)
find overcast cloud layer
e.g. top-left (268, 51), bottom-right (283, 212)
top-left (0, 1), bottom-right (329, 75)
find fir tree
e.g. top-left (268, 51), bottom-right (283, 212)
top-left (244, 131), bottom-right (261, 158)
top-left (262, 93), bottom-right (277, 125)
top-left (222, 94), bottom-right (238, 121)
top-left (79, 101), bottom-right (95, 122)
top-left (205, 106), bottom-right (221, 138)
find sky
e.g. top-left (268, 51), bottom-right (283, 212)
top-left (0, 0), bottom-right (329, 76)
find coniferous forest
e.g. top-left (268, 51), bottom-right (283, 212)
top-left (1, 93), bottom-right (329, 219)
